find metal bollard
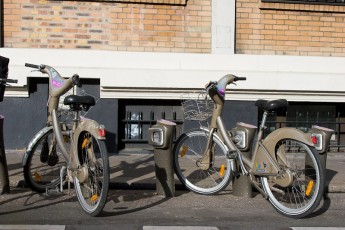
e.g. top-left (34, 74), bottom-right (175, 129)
top-left (0, 115), bottom-right (10, 194)
top-left (309, 125), bottom-right (334, 188)
top-left (230, 122), bottom-right (257, 198)
top-left (148, 119), bottom-right (176, 197)
top-left (310, 125), bottom-right (334, 168)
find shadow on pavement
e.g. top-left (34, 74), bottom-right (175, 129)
top-left (0, 188), bottom-right (77, 216)
top-left (108, 154), bottom-right (156, 189)
top-left (101, 189), bottom-right (171, 217)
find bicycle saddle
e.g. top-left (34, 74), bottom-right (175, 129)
top-left (255, 99), bottom-right (288, 112)
top-left (64, 95), bottom-right (95, 111)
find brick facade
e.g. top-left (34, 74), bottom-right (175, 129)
top-left (3, 0), bottom-right (211, 53)
top-left (4, 0), bottom-right (345, 56)
top-left (236, 0), bottom-right (345, 56)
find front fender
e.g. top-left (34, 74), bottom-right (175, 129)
top-left (253, 127), bottom-right (314, 174)
top-left (22, 126), bottom-right (53, 166)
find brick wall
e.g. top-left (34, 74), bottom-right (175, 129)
top-left (3, 0), bottom-right (211, 53)
top-left (236, 0), bottom-right (345, 56)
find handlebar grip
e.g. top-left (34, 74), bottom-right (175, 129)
top-left (234, 76), bottom-right (246, 81)
top-left (72, 74), bottom-right (82, 87)
top-left (0, 78), bottom-right (17, 84)
top-left (5, 79), bottom-right (18, 83)
top-left (25, 63), bottom-right (40, 69)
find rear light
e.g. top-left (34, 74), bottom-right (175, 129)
top-left (311, 134), bottom-right (318, 144)
top-left (98, 125), bottom-right (106, 137)
top-left (311, 133), bottom-right (322, 151)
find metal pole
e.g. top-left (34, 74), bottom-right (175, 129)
top-left (0, 56), bottom-right (10, 194)
top-left (0, 115), bottom-right (10, 194)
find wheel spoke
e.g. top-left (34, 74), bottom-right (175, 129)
top-left (174, 130), bottom-right (231, 195)
top-left (74, 131), bottom-right (109, 216)
top-left (261, 139), bottom-right (323, 218)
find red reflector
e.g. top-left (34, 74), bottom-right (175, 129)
top-left (311, 135), bottom-right (317, 144)
top-left (98, 126), bottom-right (106, 137)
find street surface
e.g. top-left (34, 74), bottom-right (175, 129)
top-left (0, 188), bottom-right (345, 230)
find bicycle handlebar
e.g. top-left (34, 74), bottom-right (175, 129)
top-left (25, 63), bottom-right (46, 71)
top-left (25, 63), bottom-right (82, 88)
top-left (234, 76), bottom-right (246, 81)
top-left (0, 78), bottom-right (18, 84)
top-left (72, 74), bottom-right (82, 87)
top-left (205, 74), bottom-right (246, 99)
top-left (25, 63), bottom-right (82, 100)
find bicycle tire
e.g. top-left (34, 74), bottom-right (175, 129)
top-left (261, 139), bottom-right (324, 218)
top-left (173, 129), bottom-right (232, 195)
top-left (23, 128), bottom-right (67, 193)
top-left (74, 131), bottom-right (109, 217)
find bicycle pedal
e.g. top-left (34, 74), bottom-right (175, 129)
top-left (232, 170), bottom-right (240, 178)
top-left (227, 150), bottom-right (237, 159)
top-left (45, 186), bottom-right (62, 196)
top-left (47, 153), bottom-right (59, 166)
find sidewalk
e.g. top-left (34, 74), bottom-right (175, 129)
top-left (3, 149), bottom-right (345, 193)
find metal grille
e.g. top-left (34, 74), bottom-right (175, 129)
top-left (122, 111), bottom-right (183, 145)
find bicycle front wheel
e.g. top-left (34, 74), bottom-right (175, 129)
top-left (173, 129), bottom-right (231, 195)
top-left (23, 128), bottom-right (67, 193)
top-left (74, 131), bottom-right (109, 217)
top-left (261, 139), bottom-right (324, 218)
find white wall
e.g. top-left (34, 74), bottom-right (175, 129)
top-left (1, 48), bottom-right (345, 102)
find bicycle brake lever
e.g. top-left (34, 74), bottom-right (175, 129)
top-left (205, 81), bottom-right (217, 89)
top-left (30, 69), bottom-right (40, 73)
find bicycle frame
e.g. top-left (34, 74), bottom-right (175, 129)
top-left (176, 74), bottom-right (328, 217)
top-left (23, 65), bottom-right (105, 182)
top-left (204, 74), bottom-right (316, 190)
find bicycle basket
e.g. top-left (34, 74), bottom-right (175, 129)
top-left (181, 91), bottom-right (214, 121)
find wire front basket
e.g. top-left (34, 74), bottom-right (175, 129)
top-left (181, 91), bottom-right (214, 121)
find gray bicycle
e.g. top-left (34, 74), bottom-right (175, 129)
top-left (174, 74), bottom-right (325, 218)
top-left (22, 63), bottom-right (109, 216)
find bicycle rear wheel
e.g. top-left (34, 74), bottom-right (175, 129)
top-left (74, 131), bottom-right (109, 217)
top-left (23, 128), bottom-right (67, 193)
top-left (261, 139), bottom-right (324, 218)
top-left (173, 129), bottom-right (231, 195)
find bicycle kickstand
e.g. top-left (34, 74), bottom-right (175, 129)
top-left (45, 166), bottom-right (67, 196)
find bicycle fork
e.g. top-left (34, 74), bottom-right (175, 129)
top-left (197, 128), bottom-right (216, 170)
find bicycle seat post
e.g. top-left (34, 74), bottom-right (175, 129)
top-left (260, 111), bottom-right (268, 130)
top-left (72, 110), bottom-right (80, 124)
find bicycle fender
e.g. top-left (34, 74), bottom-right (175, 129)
top-left (253, 127), bottom-right (314, 175)
top-left (22, 126), bottom-right (53, 166)
top-left (73, 119), bottom-right (105, 141)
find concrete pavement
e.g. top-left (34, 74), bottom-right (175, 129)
top-left (3, 148), bottom-right (345, 193)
